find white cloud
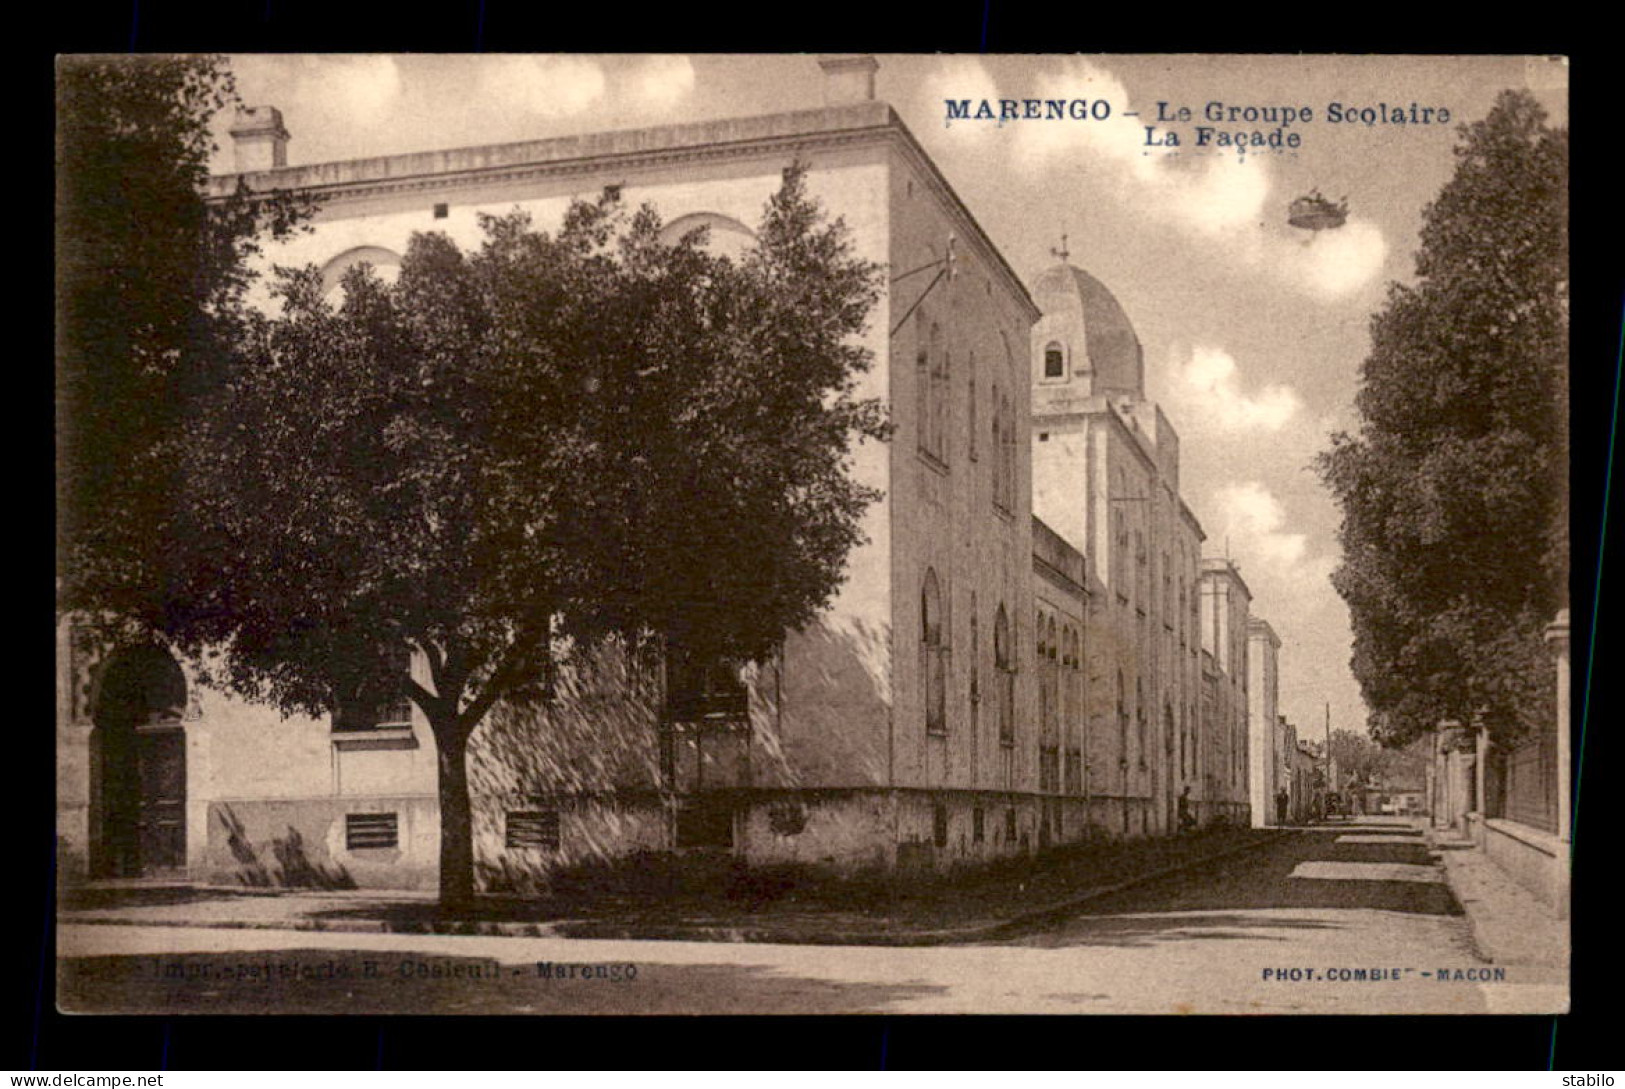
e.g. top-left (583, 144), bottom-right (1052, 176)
top-left (477, 55), bottom-right (607, 118)
top-left (1216, 482), bottom-right (1309, 568)
top-left (1007, 57), bottom-right (1273, 239)
top-left (300, 55), bottom-right (402, 126)
top-left (1210, 482), bottom-right (1336, 610)
top-left (1279, 218), bottom-right (1389, 300)
top-left (1174, 346), bottom-right (1302, 432)
top-left (628, 55), bottom-right (695, 109)
top-left (923, 56), bottom-right (1004, 146)
top-left (928, 55), bottom-right (1383, 299)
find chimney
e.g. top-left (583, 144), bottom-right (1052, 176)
top-left (229, 106), bottom-right (290, 173)
top-left (817, 54), bottom-right (879, 106)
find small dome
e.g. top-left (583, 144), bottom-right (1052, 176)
top-left (1033, 263), bottom-right (1144, 397)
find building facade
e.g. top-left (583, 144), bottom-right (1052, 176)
top-left (1197, 559), bottom-right (1252, 824)
top-left (1247, 618), bottom-right (1282, 827)
top-left (1027, 254), bottom-right (1256, 836)
top-left (60, 58), bottom-right (1057, 890)
top-left (58, 56), bottom-right (1282, 892)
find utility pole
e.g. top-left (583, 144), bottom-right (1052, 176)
top-left (1325, 701), bottom-right (1334, 814)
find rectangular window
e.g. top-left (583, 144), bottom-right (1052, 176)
top-left (1044, 345), bottom-right (1065, 379)
top-left (665, 644), bottom-right (747, 723)
top-left (1004, 807), bottom-right (1018, 842)
top-left (333, 646), bottom-right (414, 732)
top-left (932, 803), bottom-right (949, 848)
top-left (972, 807), bottom-right (985, 843)
top-left (968, 378), bottom-right (978, 461)
top-left (505, 810), bottom-right (561, 850)
top-left (376, 688), bottom-right (414, 729)
top-left (345, 812), bottom-right (398, 850)
top-left (999, 669), bottom-right (1016, 746)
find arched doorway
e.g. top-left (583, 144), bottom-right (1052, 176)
top-left (90, 645), bottom-right (188, 878)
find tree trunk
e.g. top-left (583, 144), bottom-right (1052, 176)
top-left (432, 719), bottom-right (475, 911)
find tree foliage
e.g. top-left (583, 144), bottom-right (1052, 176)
top-left (165, 166), bottom-right (886, 904)
top-left (1327, 728), bottom-right (1428, 791)
top-left (57, 55), bottom-right (314, 624)
top-left (1317, 90), bottom-right (1568, 749)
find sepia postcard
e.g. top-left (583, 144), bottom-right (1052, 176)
top-left (55, 52), bottom-right (1571, 1016)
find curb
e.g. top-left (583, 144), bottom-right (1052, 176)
top-left (555, 830), bottom-right (1290, 946)
top-left (979, 829), bottom-right (1291, 940)
top-left (1431, 849), bottom-right (1497, 965)
top-left (1420, 827), bottom-right (1515, 966)
top-left (60, 830), bottom-right (1290, 948)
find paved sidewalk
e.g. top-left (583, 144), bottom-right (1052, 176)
top-left (1426, 825), bottom-right (1569, 969)
top-left (57, 830), bottom-right (1286, 947)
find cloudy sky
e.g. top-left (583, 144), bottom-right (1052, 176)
top-left (211, 54), bottom-right (1569, 740)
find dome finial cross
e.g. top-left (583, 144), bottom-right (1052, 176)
top-left (1050, 232), bottom-right (1071, 263)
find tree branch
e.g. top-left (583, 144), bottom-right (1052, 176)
top-left (455, 621), bottom-right (548, 734)
top-left (406, 676), bottom-right (448, 722)
top-left (410, 635), bottom-right (447, 696)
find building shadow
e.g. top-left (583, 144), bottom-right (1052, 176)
top-left (1012, 829), bottom-right (1463, 942)
top-left (1005, 910), bottom-right (1342, 949)
top-left (215, 806), bottom-right (356, 890)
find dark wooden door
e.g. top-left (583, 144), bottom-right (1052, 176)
top-left (135, 729), bottom-right (186, 873)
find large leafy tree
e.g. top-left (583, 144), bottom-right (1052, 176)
top-left (1318, 90), bottom-right (1568, 750)
top-left (56, 55), bottom-right (312, 622)
top-left (169, 168), bottom-right (886, 907)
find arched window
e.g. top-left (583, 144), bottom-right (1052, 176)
top-left (969, 591), bottom-right (980, 709)
top-left (1043, 616), bottom-right (1060, 754)
top-left (1116, 670), bottom-right (1129, 768)
top-left (658, 211), bottom-right (756, 263)
top-left (922, 568), bottom-right (946, 735)
top-left (994, 605), bottom-right (1014, 745)
top-left (989, 384), bottom-right (1003, 510)
top-left (1165, 703), bottom-right (1177, 783)
top-left (1044, 341), bottom-right (1066, 380)
top-left (1134, 529), bottom-right (1147, 607)
top-left (915, 311), bottom-right (931, 460)
top-left (319, 246), bottom-right (403, 307)
top-left (968, 367), bottom-right (978, 462)
top-left (1136, 677), bottom-right (1147, 765)
top-left (1179, 702), bottom-right (1188, 779)
top-left (1192, 699), bottom-right (1201, 783)
top-left (1005, 395), bottom-right (1012, 508)
top-left (931, 325), bottom-right (950, 463)
top-left (993, 392), bottom-right (1015, 513)
top-left (1162, 552), bottom-right (1172, 625)
top-left (1179, 575), bottom-right (1188, 647)
top-left (915, 316), bottom-right (948, 465)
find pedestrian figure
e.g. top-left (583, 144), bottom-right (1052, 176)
top-left (1178, 786), bottom-right (1196, 833)
top-left (1276, 786), bottom-right (1290, 825)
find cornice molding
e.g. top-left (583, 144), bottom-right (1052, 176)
top-left (209, 103), bottom-right (1042, 325)
top-left (218, 125), bottom-right (897, 210)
